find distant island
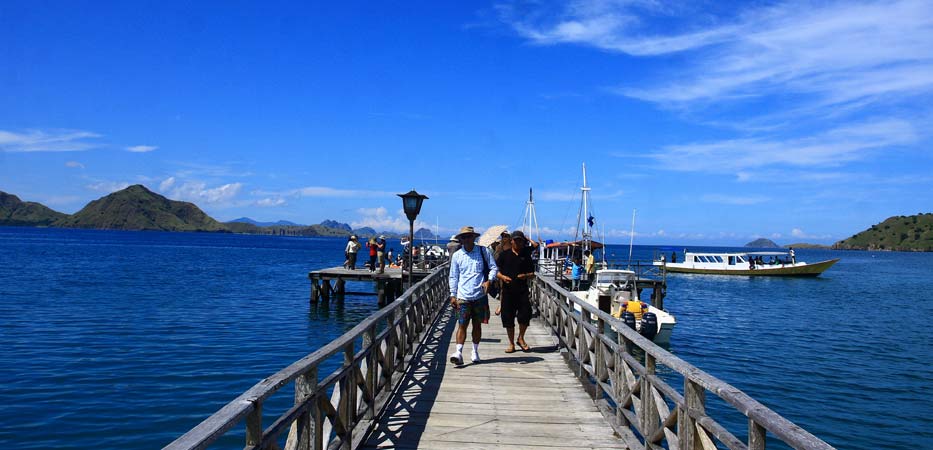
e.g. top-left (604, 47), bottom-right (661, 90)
top-left (833, 213), bottom-right (933, 251)
top-left (744, 238), bottom-right (780, 248)
top-left (0, 185), bottom-right (436, 240)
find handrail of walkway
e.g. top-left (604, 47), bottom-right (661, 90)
top-left (164, 264), bottom-right (451, 450)
top-left (531, 275), bottom-right (835, 450)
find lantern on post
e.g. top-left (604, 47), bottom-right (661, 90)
top-left (397, 189), bottom-right (428, 289)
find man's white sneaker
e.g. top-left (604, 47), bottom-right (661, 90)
top-left (471, 349), bottom-right (480, 363)
top-left (449, 351), bottom-right (463, 365)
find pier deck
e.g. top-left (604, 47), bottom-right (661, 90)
top-left (362, 296), bottom-right (629, 450)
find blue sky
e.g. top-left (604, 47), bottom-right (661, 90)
top-left (2, 0), bottom-right (932, 245)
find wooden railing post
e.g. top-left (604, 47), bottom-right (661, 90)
top-left (615, 330), bottom-right (629, 427)
top-left (594, 317), bottom-right (606, 399)
top-left (363, 326), bottom-right (377, 420)
top-left (679, 379), bottom-right (705, 450)
top-left (341, 342), bottom-right (355, 449)
top-left (312, 394), bottom-right (325, 450)
top-left (641, 354), bottom-right (658, 446)
top-left (245, 401), bottom-right (263, 448)
top-left (749, 418), bottom-right (766, 450)
top-left (285, 367), bottom-right (317, 450)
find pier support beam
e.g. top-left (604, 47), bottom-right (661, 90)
top-left (321, 279), bottom-right (332, 302)
top-left (310, 277), bottom-right (320, 304)
top-left (651, 285), bottom-right (665, 310)
top-left (335, 278), bottom-right (346, 298)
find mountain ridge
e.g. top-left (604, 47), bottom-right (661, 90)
top-left (0, 191), bottom-right (68, 226)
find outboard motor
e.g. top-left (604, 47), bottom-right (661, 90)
top-left (640, 312), bottom-right (658, 341)
top-left (622, 312), bottom-right (637, 330)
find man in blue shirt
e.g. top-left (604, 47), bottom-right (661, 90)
top-left (448, 226), bottom-right (498, 365)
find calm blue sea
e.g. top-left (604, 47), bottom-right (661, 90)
top-left (0, 227), bottom-right (930, 449)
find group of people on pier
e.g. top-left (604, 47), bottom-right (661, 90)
top-left (343, 235), bottom-right (392, 273)
top-left (448, 225), bottom-right (538, 364)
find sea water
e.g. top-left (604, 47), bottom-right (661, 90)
top-left (0, 227), bottom-right (929, 449)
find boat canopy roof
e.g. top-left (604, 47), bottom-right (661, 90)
top-left (685, 251), bottom-right (787, 256)
top-left (545, 240), bottom-right (604, 249)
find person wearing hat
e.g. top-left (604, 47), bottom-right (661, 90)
top-left (495, 230), bottom-right (536, 352)
top-left (376, 236), bottom-right (387, 274)
top-left (448, 226), bottom-right (498, 365)
top-left (446, 235), bottom-right (460, 262)
top-left (345, 236), bottom-right (362, 270)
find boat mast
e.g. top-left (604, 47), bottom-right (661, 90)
top-left (627, 209), bottom-right (636, 269)
top-left (520, 187), bottom-right (541, 243)
top-left (580, 163), bottom-right (592, 255)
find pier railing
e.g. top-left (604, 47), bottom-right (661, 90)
top-left (531, 275), bottom-right (834, 450)
top-left (164, 265), bottom-right (451, 450)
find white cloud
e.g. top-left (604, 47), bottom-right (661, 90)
top-left (65, 161), bottom-right (85, 169)
top-left (87, 181), bottom-right (131, 193)
top-left (291, 186), bottom-right (395, 198)
top-left (159, 177), bottom-right (176, 192)
top-left (167, 181), bottom-right (243, 205)
top-left (537, 189), bottom-right (624, 202)
top-left (256, 197), bottom-right (286, 207)
top-left (502, 1), bottom-right (933, 109)
top-left (126, 145), bottom-right (158, 153)
top-left (351, 207), bottom-right (432, 233)
top-left (649, 118), bottom-right (918, 173)
top-left (0, 129), bottom-right (101, 152)
top-left (701, 194), bottom-right (770, 206)
top-left (500, 0), bottom-right (933, 178)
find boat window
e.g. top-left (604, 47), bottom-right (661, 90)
top-left (699, 256), bottom-right (710, 263)
top-left (713, 256), bottom-right (723, 263)
top-left (737, 256), bottom-right (746, 263)
top-left (728, 256), bottom-right (736, 265)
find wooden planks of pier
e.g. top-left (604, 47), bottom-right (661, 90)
top-left (361, 295), bottom-right (632, 450)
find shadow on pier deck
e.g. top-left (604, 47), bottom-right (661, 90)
top-left (166, 265), bottom-right (835, 450)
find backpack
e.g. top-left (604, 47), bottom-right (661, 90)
top-left (479, 246), bottom-right (500, 298)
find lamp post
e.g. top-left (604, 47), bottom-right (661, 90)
top-left (398, 189), bottom-right (428, 290)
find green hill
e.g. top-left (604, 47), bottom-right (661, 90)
top-left (55, 185), bottom-right (227, 232)
top-left (833, 213), bottom-right (933, 251)
top-left (0, 191), bottom-right (68, 226)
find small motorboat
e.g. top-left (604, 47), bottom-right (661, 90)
top-left (570, 269), bottom-right (676, 344)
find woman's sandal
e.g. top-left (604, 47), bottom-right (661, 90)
top-left (517, 340), bottom-right (531, 352)
top-left (505, 344), bottom-right (516, 353)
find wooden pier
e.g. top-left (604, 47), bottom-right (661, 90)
top-left (308, 267), bottom-right (434, 307)
top-left (167, 266), bottom-right (835, 450)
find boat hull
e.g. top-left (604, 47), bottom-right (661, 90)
top-left (660, 258), bottom-right (839, 276)
top-left (570, 291), bottom-right (675, 344)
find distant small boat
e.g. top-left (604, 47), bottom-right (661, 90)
top-left (655, 251), bottom-right (839, 276)
top-left (571, 269), bottom-right (676, 344)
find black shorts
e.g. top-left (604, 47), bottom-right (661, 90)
top-left (500, 289), bottom-right (531, 328)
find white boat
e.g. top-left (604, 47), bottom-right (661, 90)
top-left (570, 269), bottom-right (676, 344)
top-left (655, 250), bottom-right (839, 276)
